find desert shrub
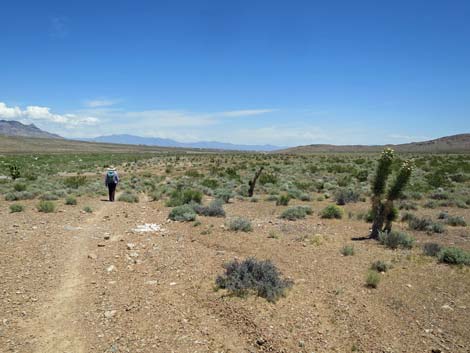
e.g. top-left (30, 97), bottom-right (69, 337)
top-left (166, 188), bottom-right (202, 207)
top-left (39, 193), bottom-right (59, 201)
top-left (13, 183), bottom-right (27, 192)
top-left (265, 195), bottom-right (279, 202)
top-left (370, 260), bottom-right (391, 272)
top-left (276, 194), bottom-right (291, 206)
top-left (64, 175), bottom-right (87, 189)
top-left (185, 169), bottom-right (202, 178)
top-left (423, 200), bottom-right (438, 209)
top-left (5, 191), bottom-right (35, 201)
top-left (214, 189), bottom-right (232, 203)
top-left (250, 196), bottom-right (259, 202)
top-left (149, 190), bottom-right (163, 201)
top-left (259, 173), bottom-right (278, 185)
top-left (408, 216), bottom-right (445, 233)
top-left (9, 204), bottom-right (25, 213)
top-left (226, 217), bottom-right (252, 232)
top-left (201, 178), bottom-right (219, 189)
top-left (437, 211), bottom-right (449, 220)
top-left (355, 169), bottom-right (368, 182)
top-left (299, 193), bottom-right (312, 201)
top-left (334, 188), bottom-right (359, 205)
top-left (118, 192), bottom-right (139, 203)
top-left (438, 247), bottom-right (470, 266)
top-left (422, 243), bottom-right (442, 257)
top-left (37, 200), bottom-right (56, 213)
top-left (426, 170), bottom-right (450, 188)
top-left (378, 231), bottom-right (414, 249)
top-left (168, 204), bottom-right (197, 221)
top-left (398, 201), bottom-right (418, 210)
top-left (446, 215), bottom-right (466, 227)
top-left (366, 270), bottom-right (380, 288)
top-left (193, 199), bottom-right (225, 217)
top-left (430, 191), bottom-right (449, 200)
top-left (357, 210), bottom-right (374, 223)
top-left (280, 206), bottom-right (312, 220)
top-left (83, 206), bottom-right (93, 213)
top-left (320, 205), bottom-right (343, 219)
top-left (341, 245), bottom-right (355, 256)
top-left (65, 196), bottom-right (77, 205)
top-left (215, 258), bottom-right (292, 302)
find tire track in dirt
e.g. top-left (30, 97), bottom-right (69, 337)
top-left (27, 200), bottom-right (118, 353)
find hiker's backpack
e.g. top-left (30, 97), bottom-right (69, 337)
top-left (106, 171), bottom-right (116, 184)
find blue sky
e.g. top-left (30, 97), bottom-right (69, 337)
top-left (0, 0), bottom-right (469, 146)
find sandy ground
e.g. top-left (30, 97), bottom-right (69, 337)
top-left (1, 195), bottom-right (470, 353)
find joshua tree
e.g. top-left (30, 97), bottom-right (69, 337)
top-left (370, 149), bottom-right (413, 238)
top-left (8, 164), bottom-right (21, 180)
top-left (248, 166), bottom-right (264, 197)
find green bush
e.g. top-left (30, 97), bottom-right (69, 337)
top-left (39, 193), bottom-right (59, 201)
top-left (320, 205), bottom-right (343, 219)
top-left (422, 242), bottom-right (442, 257)
top-left (370, 260), bottom-right (391, 272)
top-left (215, 258), bottom-right (292, 302)
top-left (280, 206), bottom-right (312, 220)
top-left (166, 189), bottom-right (202, 207)
top-left (438, 247), bottom-right (470, 266)
top-left (9, 204), bottom-right (25, 213)
top-left (214, 188), bottom-right (232, 203)
top-left (65, 196), bottom-right (77, 205)
top-left (201, 178), bottom-right (219, 189)
top-left (341, 245), bottom-right (355, 256)
top-left (259, 173), bottom-right (278, 185)
top-left (13, 183), bottom-right (27, 192)
top-left (276, 194), bottom-right (290, 206)
top-left (5, 191), bottom-right (35, 201)
top-left (193, 199), bottom-right (225, 217)
top-left (83, 206), bottom-right (93, 213)
top-left (378, 231), bottom-right (414, 249)
top-left (446, 216), bottom-right (466, 227)
top-left (168, 204), bottom-right (197, 221)
top-left (226, 217), bottom-right (252, 232)
top-left (366, 270), bottom-right (381, 288)
top-left (64, 175), bottom-right (87, 188)
top-left (37, 200), bottom-right (56, 213)
top-left (408, 216), bottom-right (445, 233)
top-left (334, 188), bottom-right (360, 205)
top-left (118, 192), bottom-right (139, 203)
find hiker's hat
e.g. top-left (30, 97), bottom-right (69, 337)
top-left (107, 166), bottom-right (116, 171)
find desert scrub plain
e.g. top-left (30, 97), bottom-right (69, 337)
top-left (1, 151), bottom-right (470, 353)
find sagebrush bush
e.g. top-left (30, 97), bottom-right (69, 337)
top-left (5, 191), bottom-right (35, 201)
top-left (334, 188), bottom-right (360, 205)
top-left (166, 189), bottom-right (202, 207)
top-left (438, 247), bottom-right (470, 266)
top-left (422, 243), bottom-right (442, 257)
top-left (64, 175), bottom-right (87, 188)
top-left (226, 217), bottom-right (252, 232)
top-left (446, 215), bottom-right (466, 227)
top-left (408, 216), bottom-right (445, 233)
top-left (341, 245), bottom-right (355, 256)
top-left (378, 230), bottom-right (414, 249)
top-left (215, 258), bottom-right (292, 302)
top-left (276, 194), bottom-right (291, 206)
top-left (168, 204), bottom-right (197, 221)
top-left (118, 192), bottom-right (139, 203)
top-left (370, 260), bottom-right (391, 272)
top-left (83, 206), bottom-right (93, 213)
top-left (13, 183), bottom-right (27, 192)
top-left (37, 200), bottom-right (56, 213)
top-left (40, 193), bottom-right (59, 201)
top-left (320, 205), bottom-right (343, 219)
top-left (280, 206), bottom-right (312, 220)
top-left (366, 270), bottom-right (381, 288)
top-left (214, 188), bottom-right (232, 203)
top-left (65, 196), bottom-right (77, 205)
top-left (193, 199), bottom-right (225, 217)
top-left (9, 204), bottom-right (25, 213)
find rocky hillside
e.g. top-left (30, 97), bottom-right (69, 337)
top-left (0, 120), bottom-right (63, 139)
top-left (277, 134), bottom-right (470, 153)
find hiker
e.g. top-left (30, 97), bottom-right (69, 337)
top-left (104, 166), bottom-right (119, 201)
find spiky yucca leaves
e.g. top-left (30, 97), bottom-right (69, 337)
top-left (370, 149), bottom-right (413, 238)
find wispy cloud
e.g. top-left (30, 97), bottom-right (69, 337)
top-left (0, 102), bottom-right (99, 126)
top-left (84, 98), bottom-right (120, 108)
top-left (218, 109), bottom-right (278, 117)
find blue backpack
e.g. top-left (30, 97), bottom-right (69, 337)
top-left (106, 171), bottom-right (116, 184)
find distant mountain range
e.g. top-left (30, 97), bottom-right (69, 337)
top-left (0, 120), bottom-right (63, 139)
top-left (78, 134), bottom-right (283, 151)
top-left (277, 133), bottom-right (470, 153)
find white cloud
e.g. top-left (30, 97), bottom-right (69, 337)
top-left (218, 109), bottom-right (278, 117)
top-left (0, 102), bottom-right (99, 126)
top-left (84, 99), bottom-right (120, 108)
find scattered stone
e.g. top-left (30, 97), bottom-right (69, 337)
top-left (104, 235), bottom-right (110, 240)
top-left (133, 223), bottom-right (165, 233)
top-left (97, 243), bottom-right (106, 247)
top-left (104, 310), bottom-right (117, 319)
top-left (169, 282), bottom-right (177, 286)
top-left (441, 304), bottom-right (453, 311)
top-left (106, 265), bottom-right (116, 273)
top-left (88, 253), bottom-right (97, 260)
top-left (126, 243), bottom-right (136, 250)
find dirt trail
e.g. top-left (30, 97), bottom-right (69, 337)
top-left (28, 201), bottom-right (116, 353)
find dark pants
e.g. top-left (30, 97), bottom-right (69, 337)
top-left (108, 183), bottom-right (117, 201)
